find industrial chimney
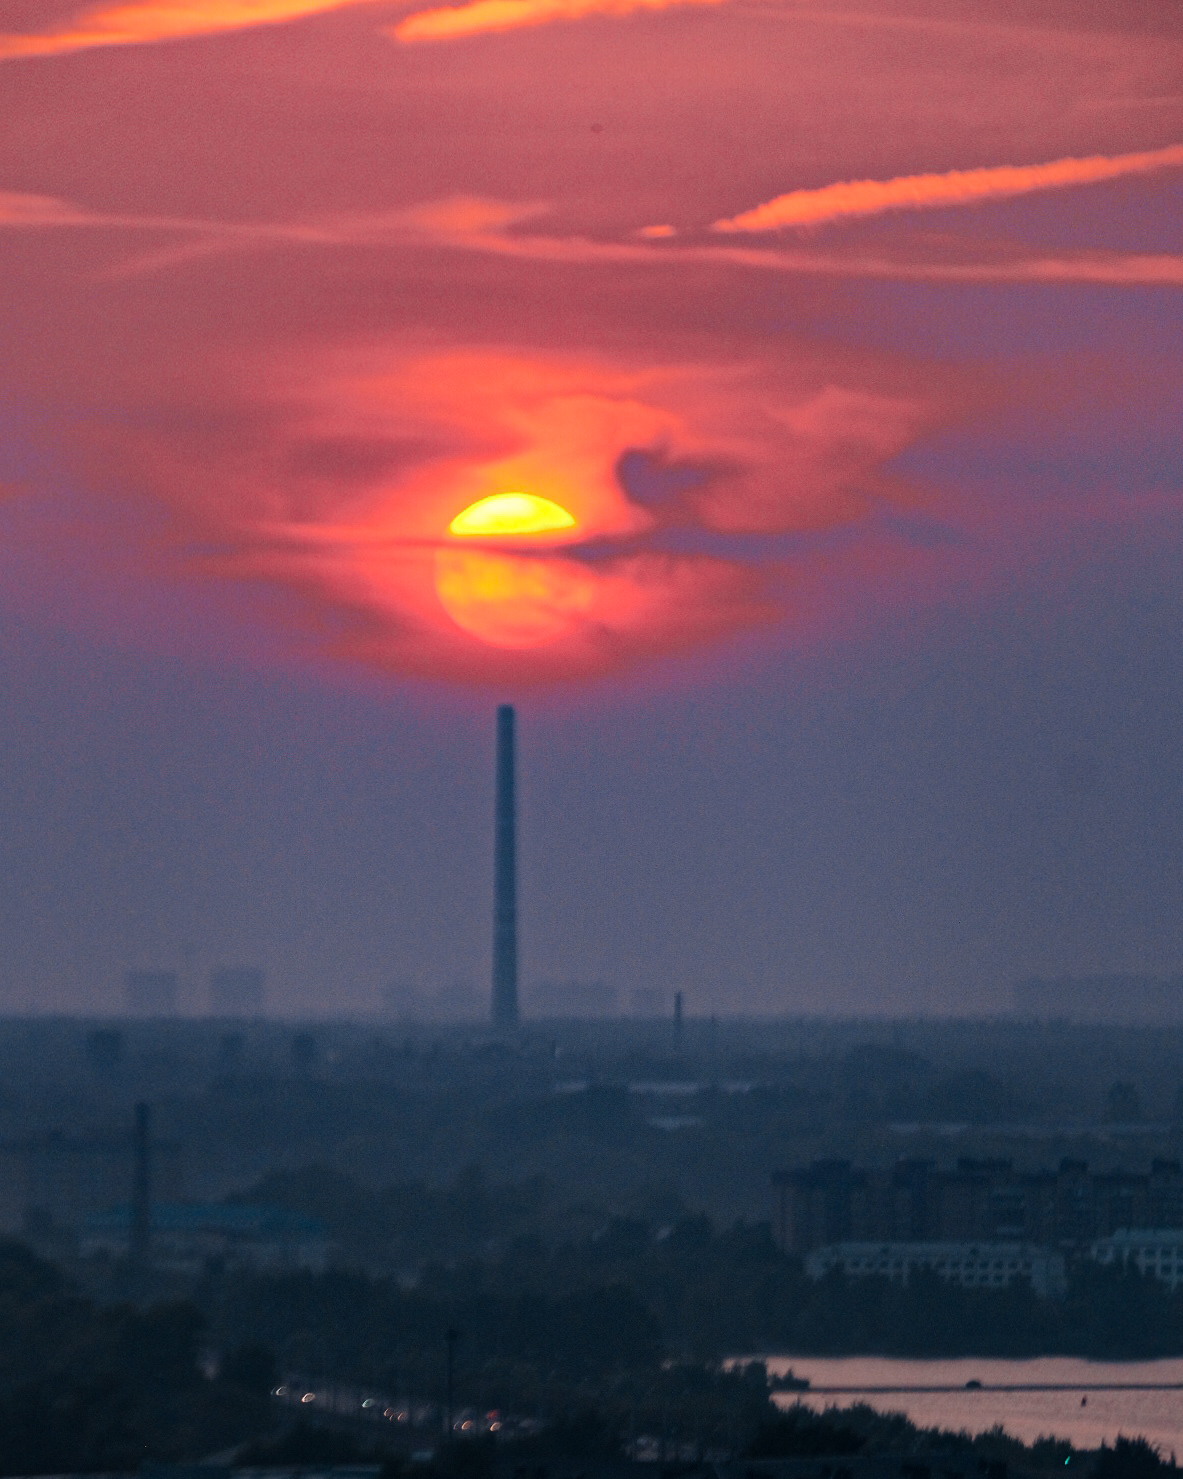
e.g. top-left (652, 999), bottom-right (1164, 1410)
top-left (492, 705), bottom-right (519, 1030)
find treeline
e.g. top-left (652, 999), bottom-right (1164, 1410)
top-left (0, 1240), bottom-right (269, 1474)
top-left (230, 1161), bottom-right (554, 1266)
top-left (3, 1229), bottom-right (1183, 1478)
top-left (216, 1167), bottom-right (1183, 1363)
top-left (772, 1260), bottom-right (1183, 1359)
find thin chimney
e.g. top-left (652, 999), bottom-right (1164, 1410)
top-left (492, 705), bottom-right (519, 1030)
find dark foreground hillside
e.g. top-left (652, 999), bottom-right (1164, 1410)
top-left (0, 1241), bottom-right (267, 1474)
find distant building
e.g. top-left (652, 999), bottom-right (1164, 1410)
top-left (437, 979), bottom-right (482, 1019)
top-left (383, 980), bottom-right (482, 1021)
top-left (216, 1031), bottom-right (245, 1071)
top-left (80, 1202), bottom-right (329, 1274)
top-left (806, 1241), bottom-right (1067, 1299)
top-left (382, 981), bottom-right (420, 1019)
top-left (125, 970), bottom-right (178, 1016)
top-left (290, 1031), bottom-right (318, 1073)
top-left (1014, 974), bottom-right (1183, 1025)
top-left (531, 980), bottom-right (618, 1017)
top-left (774, 1159), bottom-right (867, 1251)
top-left (85, 1028), bottom-right (123, 1072)
top-left (209, 966), bottom-right (265, 1017)
top-left (1092, 1229), bottom-right (1183, 1290)
top-left (774, 1155), bottom-right (1183, 1254)
top-left (630, 989), bottom-right (668, 1018)
top-left (0, 1129), bottom-right (184, 1238)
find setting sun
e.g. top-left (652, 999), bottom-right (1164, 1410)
top-left (437, 492), bottom-right (589, 645)
top-left (433, 548), bottom-right (595, 647)
top-left (448, 492), bottom-right (577, 539)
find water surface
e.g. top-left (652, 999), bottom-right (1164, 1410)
top-left (765, 1356), bottom-right (1183, 1452)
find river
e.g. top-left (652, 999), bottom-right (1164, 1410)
top-left (763, 1356), bottom-right (1183, 1453)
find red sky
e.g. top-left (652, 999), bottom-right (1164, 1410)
top-left (0, 0), bottom-right (1181, 1012)
top-left (1, 0), bottom-right (1180, 685)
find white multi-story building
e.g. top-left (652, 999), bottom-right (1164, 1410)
top-left (805, 1241), bottom-right (1067, 1298)
top-left (1092, 1229), bottom-right (1183, 1289)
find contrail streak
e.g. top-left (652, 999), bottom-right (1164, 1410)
top-left (711, 142), bottom-right (1183, 233)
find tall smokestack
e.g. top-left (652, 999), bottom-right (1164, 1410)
top-left (492, 704), bottom-right (519, 1030)
top-left (130, 1101), bottom-right (151, 1269)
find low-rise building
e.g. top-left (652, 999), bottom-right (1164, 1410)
top-left (80, 1202), bottom-right (329, 1274)
top-left (805, 1240), bottom-right (1067, 1298)
top-left (1091, 1229), bottom-right (1183, 1289)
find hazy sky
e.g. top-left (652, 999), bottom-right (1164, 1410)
top-left (0, 0), bottom-right (1180, 1016)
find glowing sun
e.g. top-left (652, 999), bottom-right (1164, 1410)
top-left (436, 492), bottom-right (590, 648)
top-left (448, 491), bottom-right (577, 539)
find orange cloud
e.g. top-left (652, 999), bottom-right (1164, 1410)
top-left (392, 0), bottom-right (724, 43)
top-left (86, 344), bottom-right (944, 682)
top-left (0, 0), bottom-right (364, 60)
top-left (711, 141), bottom-right (1183, 233)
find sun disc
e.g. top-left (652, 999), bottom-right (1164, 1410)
top-left (433, 548), bottom-right (594, 647)
top-left (449, 491), bottom-right (577, 539)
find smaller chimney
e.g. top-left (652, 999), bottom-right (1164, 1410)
top-left (130, 1102), bottom-right (151, 1269)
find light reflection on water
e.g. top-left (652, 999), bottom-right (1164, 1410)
top-left (765, 1357), bottom-right (1183, 1453)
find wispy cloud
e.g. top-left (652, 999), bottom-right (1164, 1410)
top-left (0, 0), bottom-right (729, 57)
top-left (0, 191), bottom-right (100, 226)
top-left (0, 0), bottom-right (1136, 59)
top-left (5, 185), bottom-right (1183, 290)
top-left (0, 187), bottom-right (349, 244)
top-left (392, 0), bottom-right (723, 42)
top-left (691, 243), bottom-right (1183, 287)
top-left (711, 142), bottom-right (1183, 233)
top-left (377, 199), bottom-right (1183, 287)
top-left (0, 0), bottom-right (364, 61)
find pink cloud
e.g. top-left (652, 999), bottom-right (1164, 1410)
top-left (41, 340), bottom-right (959, 683)
top-left (0, 191), bottom-right (100, 226)
top-left (0, 0), bottom-right (1178, 693)
top-left (2, 184), bottom-right (1182, 290)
